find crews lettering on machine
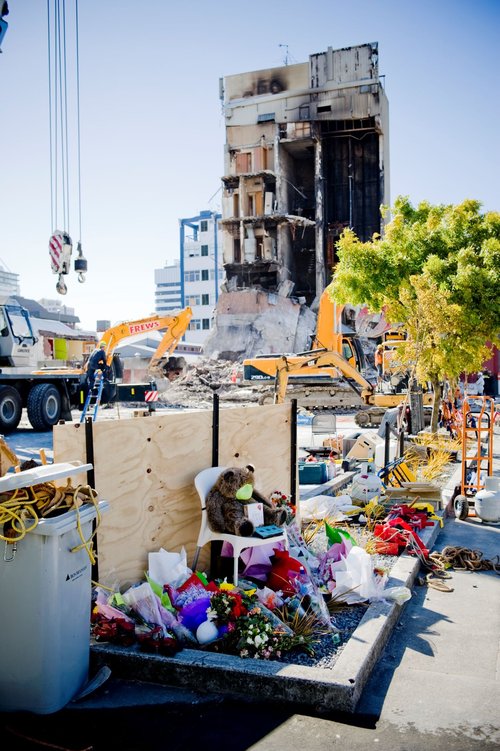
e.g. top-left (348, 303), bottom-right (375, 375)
top-left (86, 341), bottom-right (108, 388)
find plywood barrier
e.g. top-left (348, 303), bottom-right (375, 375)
top-left (53, 403), bottom-right (293, 588)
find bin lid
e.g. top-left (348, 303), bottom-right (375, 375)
top-left (0, 461), bottom-right (92, 491)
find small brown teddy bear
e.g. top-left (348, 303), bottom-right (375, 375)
top-left (206, 464), bottom-right (287, 537)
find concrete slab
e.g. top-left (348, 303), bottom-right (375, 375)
top-left (357, 514), bottom-right (500, 744)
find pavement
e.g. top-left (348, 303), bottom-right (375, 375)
top-left (1, 415), bottom-right (499, 750)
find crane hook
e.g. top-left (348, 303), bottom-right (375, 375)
top-left (74, 242), bottom-right (87, 284)
top-left (56, 274), bottom-right (67, 295)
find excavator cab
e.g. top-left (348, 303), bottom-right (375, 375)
top-left (342, 336), bottom-right (366, 373)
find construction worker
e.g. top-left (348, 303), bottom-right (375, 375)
top-left (375, 344), bottom-right (384, 389)
top-left (86, 341), bottom-right (107, 388)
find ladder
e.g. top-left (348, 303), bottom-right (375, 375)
top-left (80, 371), bottom-right (105, 423)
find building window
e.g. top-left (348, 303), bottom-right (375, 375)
top-left (200, 220), bottom-right (208, 232)
top-left (186, 294), bottom-right (201, 306)
top-left (201, 269), bottom-right (209, 281)
top-left (189, 319), bottom-right (201, 331)
top-left (202, 319), bottom-right (210, 330)
top-left (185, 270), bottom-right (200, 282)
top-left (201, 245), bottom-right (209, 256)
top-left (201, 294), bottom-right (209, 305)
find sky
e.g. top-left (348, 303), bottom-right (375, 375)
top-left (1, 0), bottom-right (499, 332)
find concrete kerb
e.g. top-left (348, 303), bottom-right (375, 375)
top-left (89, 516), bottom-right (442, 714)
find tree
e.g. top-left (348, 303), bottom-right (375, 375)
top-left (328, 197), bottom-right (500, 431)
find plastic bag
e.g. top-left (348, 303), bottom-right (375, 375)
top-left (122, 581), bottom-right (166, 632)
top-left (300, 494), bottom-right (344, 521)
top-left (239, 541), bottom-right (285, 581)
top-left (329, 546), bottom-right (388, 604)
top-left (148, 546), bottom-right (192, 589)
top-left (378, 586), bottom-right (411, 604)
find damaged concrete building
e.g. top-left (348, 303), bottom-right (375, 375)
top-left (204, 42), bottom-right (389, 360)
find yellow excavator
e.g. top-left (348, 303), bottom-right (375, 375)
top-left (270, 348), bottom-right (429, 426)
top-left (98, 306), bottom-right (193, 381)
top-left (243, 291), bottom-right (431, 426)
top-left (270, 350), bottom-right (376, 407)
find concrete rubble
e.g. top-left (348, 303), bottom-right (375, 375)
top-left (202, 288), bottom-right (317, 361)
top-left (158, 356), bottom-right (263, 410)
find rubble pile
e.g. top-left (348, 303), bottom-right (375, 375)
top-left (158, 357), bottom-right (263, 410)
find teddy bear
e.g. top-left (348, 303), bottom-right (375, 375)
top-left (206, 464), bottom-right (287, 537)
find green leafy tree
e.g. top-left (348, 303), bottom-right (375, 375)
top-left (328, 197), bottom-right (500, 431)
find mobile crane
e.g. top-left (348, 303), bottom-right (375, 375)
top-left (0, 299), bottom-right (192, 433)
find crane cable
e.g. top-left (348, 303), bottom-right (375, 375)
top-left (46, 0), bottom-right (84, 248)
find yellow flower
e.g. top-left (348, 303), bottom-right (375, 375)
top-left (219, 579), bottom-right (236, 592)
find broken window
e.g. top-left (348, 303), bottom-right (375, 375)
top-left (234, 238), bottom-right (241, 263)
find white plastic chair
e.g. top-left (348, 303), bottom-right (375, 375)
top-left (191, 466), bottom-right (288, 586)
top-left (311, 413), bottom-right (337, 446)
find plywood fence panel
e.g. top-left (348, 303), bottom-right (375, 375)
top-left (219, 403), bottom-right (291, 496)
top-left (53, 403), bottom-right (292, 588)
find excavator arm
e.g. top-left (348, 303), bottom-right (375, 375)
top-left (273, 349), bottom-right (375, 404)
top-left (100, 307), bottom-right (193, 370)
top-left (271, 348), bottom-right (431, 414)
top-left (149, 308), bottom-right (194, 369)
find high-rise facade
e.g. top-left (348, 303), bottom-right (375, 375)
top-left (203, 42), bottom-right (390, 358)
top-left (155, 210), bottom-right (223, 346)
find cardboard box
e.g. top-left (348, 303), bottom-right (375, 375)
top-left (345, 431), bottom-right (384, 461)
top-left (322, 436), bottom-right (343, 455)
top-left (243, 502), bottom-right (264, 526)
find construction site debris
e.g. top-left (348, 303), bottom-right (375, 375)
top-left (158, 357), bottom-right (261, 410)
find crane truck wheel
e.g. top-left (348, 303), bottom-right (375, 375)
top-left (27, 384), bottom-right (62, 431)
top-left (0, 385), bottom-right (22, 433)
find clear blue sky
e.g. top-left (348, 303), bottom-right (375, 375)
top-left (1, 0), bottom-right (499, 331)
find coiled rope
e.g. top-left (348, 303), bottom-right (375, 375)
top-left (0, 479), bottom-right (101, 564)
top-left (430, 546), bottom-right (500, 573)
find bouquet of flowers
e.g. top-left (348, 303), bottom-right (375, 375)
top-left (230, 605), bottom-right (312, 660)
top-left (207, 589), bottom-right (248, 625)
top-left (270, 490), bottom-right (296, 523)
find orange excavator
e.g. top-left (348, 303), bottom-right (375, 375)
top-left (97, 307), bottom-right (193, 381)
top-left (243, 290), bottom-right (431, 426)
